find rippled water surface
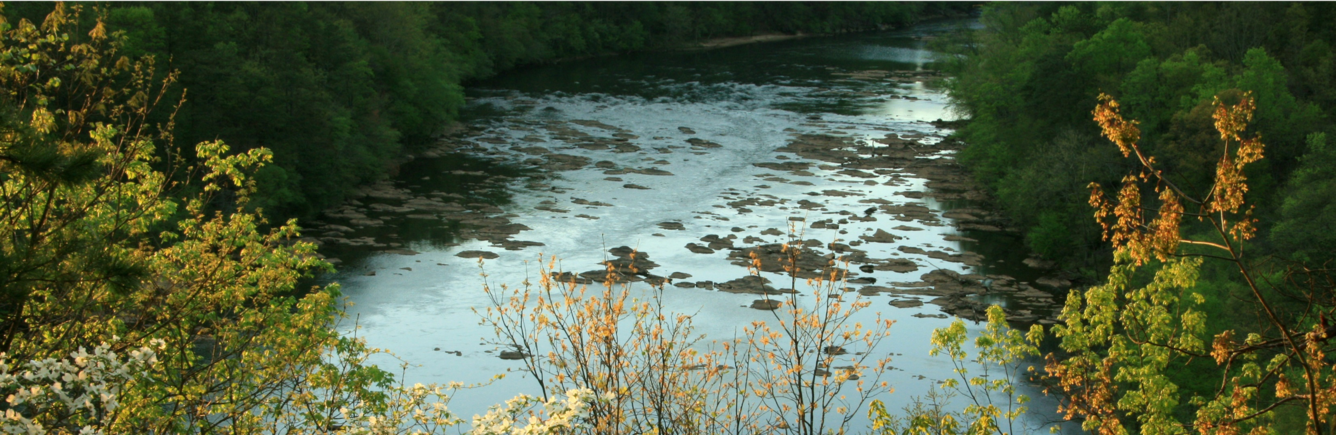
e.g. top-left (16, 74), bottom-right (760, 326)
top-left (315, 19), bottom-right (1078, 433)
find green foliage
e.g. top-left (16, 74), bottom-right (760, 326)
top-left (1049, 256), bottom-right (1206, 433)
top-left (1066, 18), bottom-right (1151, 90)
top-left (1055, 88), bottom-right (1336, 434)
top-left (1, 6), bottom-right (615, 433)
top-left (869, 305), bottom-right (1046, 435)
top-left (1272, 133), bottom-right (1336, 264)
top-left (1027, 211), bottom-right (1072, 261)
top-left (945, 2), bottom-right (1336, 273)
top-left (1235, 48), bottom-right (1325, 177)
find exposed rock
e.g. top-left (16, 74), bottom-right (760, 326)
top-left (857, 285), bottom-right (895, 296)
top-left (774, 134), bottom-right (860, 163)
top-left (548, 271), bottom-right (591, 285)
top-left (700, 234), bottom-right (734, 250)
top-left (754, 161), bottom-right (811, 173)
top-left (499, 349), bottom-right (530, 360)
top-left (820, 189), bottom-right (863, 197)
top-left (860, 229), bottom-right (901, 243)
top-left (573, 247), bottom-right (662, 284)
top-left (728, 243), bottom-right (849, 280)
top-left (686, 138), bottom-right (722, 148)
top-left (837, 169), bottom-right (876, 179)
top-left (889, 299), bottom-right (924, 308)
top-left (898, 246), bottom-right (927, 255)
top-left (813, 366), bottom-right (860, 380)
top-left (635, 167), bottom-right (674, 176)
top-left (322, 224), bottom-right (354, 233)
top-left (749, 299), bottom-right (783, 310)
top-left (1024, 257), bottom-right (1056, 269)
top-left (571, 198), bottom-right (613, 207)
top-left (1035, 276), bottom-right (1071, 290)
top-left (570, 119), bottom-right (624, 131)
top-left (717, 276), bottom-right (789, 295)
top-left (494, 240), bottom-right (545, 250)
top-left (685, 243), bottom-right (715, 254)
top-left (542, 154), bottom-right (592, 171)
top-left (514, 146), bottom-right (550, 155)
top-left (350, 218), bottom-right (385, 227)
top-left (456, 250), bottom-right (500, 259)
top-left (872, 259), bottom-right (919, 273)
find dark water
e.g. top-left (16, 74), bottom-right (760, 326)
top-left (315, 18), bottom-right (1080, 433)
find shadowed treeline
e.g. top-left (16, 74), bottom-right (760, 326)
top-left (942, 2), bottom-right (1336, 271)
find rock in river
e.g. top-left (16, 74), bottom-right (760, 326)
top-left (860, 229), bottom-right (900, 243)
top-left (685, 243), bottom-right (715, 254)
top-left (718, 276), bottom-right (790, 295)
top-left (499, 349), bottom-right (530, 360)
top-left (888, 299), bottom-right (924, 308)
top-left (456, 250), bottom-right (500, 260)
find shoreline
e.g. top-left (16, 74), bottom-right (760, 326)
top-left (690, 32), bottom-right (809, 50)
top-left (470, 12), bottom-right (981, 75)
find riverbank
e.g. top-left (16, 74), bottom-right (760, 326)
top-left (694, 32), bottom-right (809, 49)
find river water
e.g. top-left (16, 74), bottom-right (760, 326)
top-left (311, 19), bottom-right (1079, 433)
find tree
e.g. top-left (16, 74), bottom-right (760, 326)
top-left (1067, 18), bottom-right (1152, 91)
top-left (869, 305), bottom-right (1047, 435)
top-left (1272, 133), bottom-right (1336, 265)
top-left (2, 6), bottom-right (595, 433)
top-left (1045, 93), bottom-right (1335, 434)
top-left (480, 227), bottom-right (896, 434)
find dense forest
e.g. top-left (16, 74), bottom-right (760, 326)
top-left (944, 2), bottom-right (1336, 271)
top-left (942, 3), bottom-right (1336, 432)
top-left (2, 1), bottom-right (969, 221)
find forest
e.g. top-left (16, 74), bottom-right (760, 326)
top-left (941, 3), bottom-right (1336, 433)
top-left (944, 2), bottom-right (1336, 271)
top-left (0, 1), bottom-right (960, 221)
top-left (2, 1), bottom-right (1335, 434)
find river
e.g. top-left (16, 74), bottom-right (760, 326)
top-left (310, 18), bottom-right (1079, 433)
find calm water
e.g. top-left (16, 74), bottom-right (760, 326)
top-left (319, 19), bottom-right (1079, 433)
